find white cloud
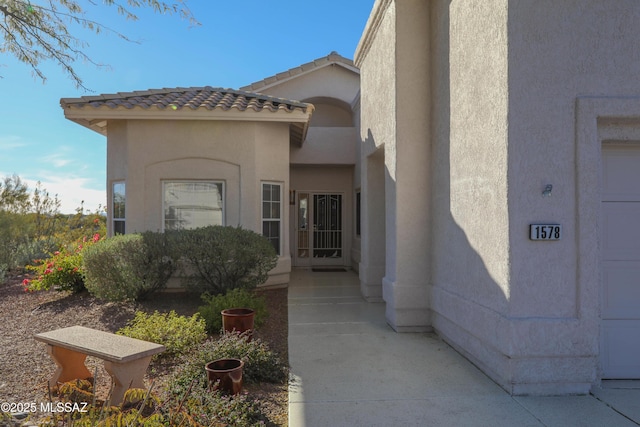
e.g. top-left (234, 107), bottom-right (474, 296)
top-left (40, 153), bottom-right (73, 168)
top-left (23, 176), bottom-right (106, 214)
top-left (0, 135), bottom-right (29, 150)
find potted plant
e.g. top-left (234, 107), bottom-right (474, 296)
top-left (221, 308), bottom-right (255, 336)
top-left (198, 288), bottom-right (267, 336)
top-left (205, 358), bottom-right (244, 394)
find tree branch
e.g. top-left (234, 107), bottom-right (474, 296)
top-left (0, 0), bottom-right (198, 90)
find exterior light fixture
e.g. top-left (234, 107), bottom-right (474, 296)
top-left (542, 184), bottom-right (553, 197)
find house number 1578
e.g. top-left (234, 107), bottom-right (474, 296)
top-left (529, 224), bottom-right (562, 240)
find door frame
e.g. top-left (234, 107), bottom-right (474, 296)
top-left (294, 191), bottom-right (346, 267)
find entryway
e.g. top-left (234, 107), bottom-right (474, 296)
top-left (295, 192), bottom-right (344, 267)
top-left (601, 143), bottom-right (640, 378)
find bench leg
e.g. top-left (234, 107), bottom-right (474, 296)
top-left (47, 345), bottom-right (92, 388)
top-left (104, 356), bottom-right (152, 405)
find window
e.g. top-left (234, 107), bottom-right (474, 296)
top-left (163, 181), bottom-right (224, 230)
top-left (113, 182), bottom-right (125, 235)
top-left (262, 182), bottom-right (281, 255)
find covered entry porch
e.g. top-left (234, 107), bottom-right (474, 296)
top-left (289, 165), bottom-right (354, 269)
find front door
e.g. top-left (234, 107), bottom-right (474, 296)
top-left (601, 143), bottom-right (640, 378)
top-left (296, 192), bottom-right (344, 266)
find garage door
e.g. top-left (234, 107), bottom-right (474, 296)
top-left (601, 143), bottom-right (640, 378)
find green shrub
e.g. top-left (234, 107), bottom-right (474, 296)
top-left (198, 288), bottom-right (268, 334)
top-left (82, 231), bottom-right (177, 301)
top-left (182, 385), bottom-right (270, 426)
top-left (169, 332), bottom-right (287, 396)
top-left (117, 310), bottom-right (207, 358)
top-left (175, 226), bottom-right (277, 295)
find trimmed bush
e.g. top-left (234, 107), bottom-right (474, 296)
top-left (198, 288), bottom-right (268, 334)
top-left (82, 231), bottom-right (177, 301)
top-left (175, 226), bottom-right (278, 295)
top-left (117, 310), bottom-right (207, 358)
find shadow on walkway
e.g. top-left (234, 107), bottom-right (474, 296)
top-left (287, 269), bottom-right (640, 427)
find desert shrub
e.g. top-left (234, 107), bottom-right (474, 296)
top-left (13, 237), bottom-right (56, 269)
top-left (117, 310), bottom-right (206, 358)
top-left (23, 234), bottom-right (100, 293)
top-left (175, 226), bottom-right (277, 295)
top-left (82, 231), bottom-right (177, 301)
top-left (170, 332), bottom-right (287, 397)
top-left (198, 288), bottom-right (268, 334)
top-left (45, 380), bottom-right (269, 427)
top-left (43, 382), bottom-right (166, 427)
top-left (181, 385), bottom-right (270, 427)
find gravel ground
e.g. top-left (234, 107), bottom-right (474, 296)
top-left (0, 271), bottom-right (288, 425)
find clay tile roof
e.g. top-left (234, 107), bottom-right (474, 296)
top-left (61, 86), bottom-right (312, 114)
top-left (60, 87), bottom-right (314, 145)
top-left (240, 51), bottom-right (359, 92)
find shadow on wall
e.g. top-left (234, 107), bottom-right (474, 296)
top-left (359, 0), bottom-right (510, 388)
top-left (427, 0), bottom-right (510, 386)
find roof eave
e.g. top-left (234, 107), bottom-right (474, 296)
top-left (240, 54), bottom-right (360, 93)
top-left (62, 105), bottom-right (314, 144)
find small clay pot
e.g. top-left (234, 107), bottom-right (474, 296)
top-left (221, 308), bottom-right (255, 338)
top-left (205, 358), bottom-right (244, 395)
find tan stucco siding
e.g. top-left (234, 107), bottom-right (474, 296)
top-left (357, 0), bottom-right (396, 301)
top-left (357, 0), bottom-right (431, 327)
top-left (105, 119), bottom-right (291, 284)
top-left (261, 65), bottom-right (360, 108)
top-left (114, 120), bottom-right (258, 232)
top-left (427, 0), bottom-right (640, 395)
top-left (429, 0), bottom-right (515, 392)
top-left (291, 127), bottom-right (357, 165)
top-left (499, 0), bottom-right (640, 392)
top-left (506, 0), bottom-right (640, 320)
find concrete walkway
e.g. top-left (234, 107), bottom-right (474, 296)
top-left (288, 269), bottom-right (640, 427)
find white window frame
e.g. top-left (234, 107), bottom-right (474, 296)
top-left (262, 181), bottom-right (282, 255)
top-left (112, 181), bottom-right (125, 235)
top-left (162, 180), bottom-right (225, 231)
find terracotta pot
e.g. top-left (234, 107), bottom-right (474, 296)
top-left (205, 358), bottom-right (244, 395)
top-left (221, 308), bottom-right (255, 337)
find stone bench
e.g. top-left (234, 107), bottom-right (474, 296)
top-left (34, 326), bottom-right (165, 404)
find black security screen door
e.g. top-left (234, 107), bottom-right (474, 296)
top-left (312, 194), bottom-right (342, 259)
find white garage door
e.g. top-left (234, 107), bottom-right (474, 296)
top-left (601, 143), bottom-right (640, 378)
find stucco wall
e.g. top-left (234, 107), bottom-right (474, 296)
top-left (106, 119), bottom-right (291, 285)
top-left (507, 0), bottom-right (640, 320)
top-left (356, 0), bottom-right (431, 328)
top-left (357, 0), bottom-right (396, 301)
top-left (503, 0), bottom-right (640, 393)
top-left (260, 65), bottom-right (360, 107)
top-left (427, 0), bottom-right (640, 394)
top-left (429, 0), bottom-right (514, 390)
top-left (291, 127), bottom-right (357, 165)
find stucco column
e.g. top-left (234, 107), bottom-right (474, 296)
top-left (381, 0), bottom-right (431, 332)
top-left (359, 148), bottom-right (386, 301)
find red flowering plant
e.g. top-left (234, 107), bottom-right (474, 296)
top-left (23, 233), bottom-right (102, 293)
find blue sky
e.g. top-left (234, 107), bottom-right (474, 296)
top-left (0, 1), bottom-right (374, 213)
